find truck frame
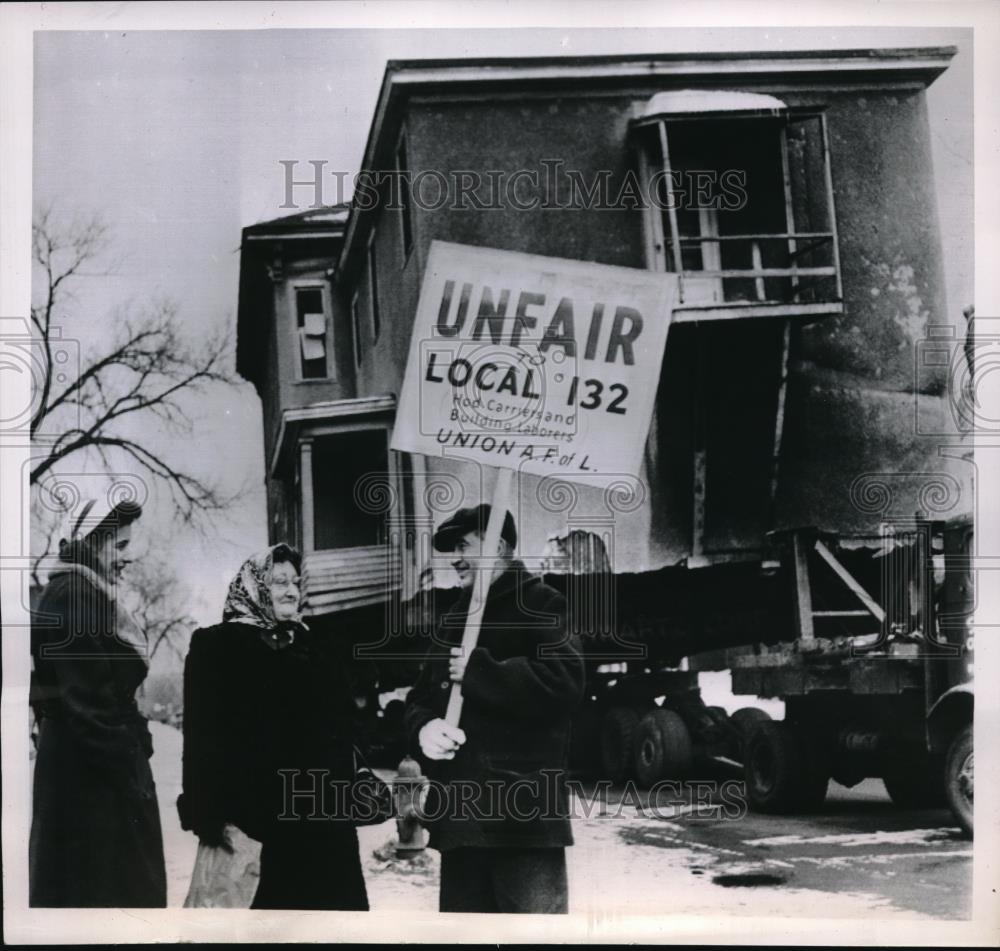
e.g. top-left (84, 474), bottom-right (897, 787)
top-left (728, 518), bottom-right (974, 834)
top-left (559, 516), bottom-right (973, 837)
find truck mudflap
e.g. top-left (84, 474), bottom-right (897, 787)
top-left (926, 682), bottom-right (974, 754)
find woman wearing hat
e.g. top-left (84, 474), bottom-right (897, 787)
top-left (177, 544), bottom-right (370, 910)
top-left (29, 498), bottom-right (167, 907)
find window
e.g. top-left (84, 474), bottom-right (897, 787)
top-left (311, 429), bottom-right (389, 549)
top-left (368, 234), bottom-right (381, 341)
top-left (396, 134), bottom-right (413, 260)
top-left (633, 91), bottom-right (841, 310)
top-left (293, 285), bottom-right (330, 379)
top-left (351, 291), bottom-right (362, 368)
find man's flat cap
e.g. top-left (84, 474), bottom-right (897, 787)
top-left (433, 504), bottom-right (517, 553)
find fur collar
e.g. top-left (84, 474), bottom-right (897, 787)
top-left (51, 563), bottom-right (150, 667)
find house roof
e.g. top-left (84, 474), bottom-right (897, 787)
top-left (243, 203), bottom-right (351, 240)
top-left (236, 205), bottom-right (349, 388)
top-left (336, 46), bottom-right (957, 278)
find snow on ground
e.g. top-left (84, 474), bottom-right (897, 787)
top-left (564, 801), bottom-right (940, 920)
top-left (742, 829), bottom-right (962, 849)
top-left (151, 722), bottom-right (935, 918)
top-left (150, 720), bottom-right (199, 906)
top-left (357, 824), bottom-right (440, 911)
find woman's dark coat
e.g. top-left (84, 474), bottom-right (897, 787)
top-left (177, 622), bottom-right (369, 910)
top-left (403, 562), bottom-right (586, 852)
top-left (30, 566), bottom-right (166, 908)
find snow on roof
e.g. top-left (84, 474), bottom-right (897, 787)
top-left (251, 204), bottom-right (350, 231)
top-left (639, 89), bottom-right (787, 119)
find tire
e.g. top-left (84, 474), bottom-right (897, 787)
top-left (881, 758), bottom-right (947, 809)
top-left (730, 707), bottom-right (773, 759)
top-left (702, 705), bottom-right (730, 744)
top-left (731, 707), bottom-right (772, 737)
top-left (744, 721), bottom-right (829, 814)
top-left (634, 709), bottom-right (694, 787)
top-left (944, 724), bottom-right (973, 837)
top-left (600, 707), bottom-right (640, 784)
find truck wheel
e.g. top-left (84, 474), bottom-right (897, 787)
top-left (634, 709), bottom-right (693, 787)
top-left (730, 707), bottom-right (772, 759)
top-left (881, 759), bottom-right (947, 809)
top-left (944, 724), bottom-right (973, 837)
top-left (745, 721), bottom-right (827, 813)
top-left (600, 707), bottom-right (640, 784)
top-left (731, 707), bottom-right (772, 737)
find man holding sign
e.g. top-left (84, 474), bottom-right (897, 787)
top-left (394, 241), bottom-right (674, 913)
top-left (403, 504), bottom-right (585, 914)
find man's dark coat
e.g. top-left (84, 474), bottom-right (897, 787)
top-left (404, 561), bottom-right (585, 851)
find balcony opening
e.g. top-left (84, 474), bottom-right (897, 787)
top-left (312, 429), bottom-right (389, 549)
top-left (633, 93), bottom-right (841, 312)
top-left (651, 318), bottom-right (786, 557)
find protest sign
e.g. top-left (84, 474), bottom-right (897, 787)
top-left (391, 241), bottom-right (676, 481)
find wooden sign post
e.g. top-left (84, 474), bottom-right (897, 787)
top-left (444, 466), bottom-right (514, 727)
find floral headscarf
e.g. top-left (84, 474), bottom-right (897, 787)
top-left (222, 544), bottom-right (306, 631)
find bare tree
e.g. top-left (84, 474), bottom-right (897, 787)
top-left (30, 205), bottom-right (239, 524)
top-left (123, 553), bottom-right (198, 662)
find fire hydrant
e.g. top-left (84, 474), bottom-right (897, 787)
top-left (393, 755), bottom-right (428, 854)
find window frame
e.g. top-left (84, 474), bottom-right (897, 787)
top-left (633, 107), bottom-right (843, 314)
top-left (288, 280), bottom-right (335, 383)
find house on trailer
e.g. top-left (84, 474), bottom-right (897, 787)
top-left (236, 47), bottom-right (971, 630)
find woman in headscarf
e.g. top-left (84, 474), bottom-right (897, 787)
top-left (30, 498), bottom-right (167, 907)
top-left (177, 544), bottom-right (369, 910)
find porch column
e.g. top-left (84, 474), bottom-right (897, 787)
top-left (300, 439), bottom-right (315, 553)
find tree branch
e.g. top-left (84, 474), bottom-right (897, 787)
top-left (30, 206), bottom-right (241, 530)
